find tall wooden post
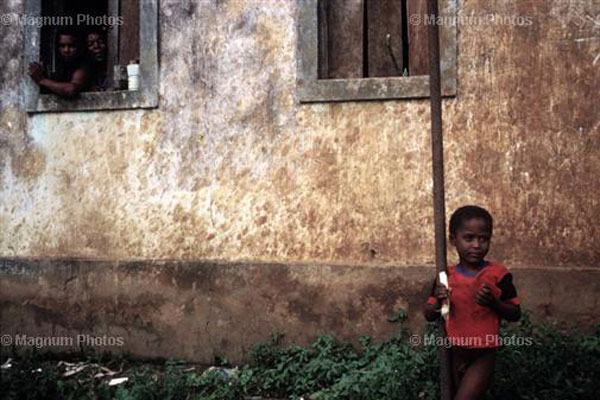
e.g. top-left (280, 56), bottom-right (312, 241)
top-left (426, 0), bottom-right (452, 399)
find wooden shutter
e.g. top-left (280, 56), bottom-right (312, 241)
top-left (325, 0), bottom-right (364, 79)
top-left (366, 0), bottom-right (404, 77)
top-left (318, 0), bottom-right (429, 79)
top-left (407, 0), bottom-right (429, 76)
top-left (118, 0), bottom-right (140, 64)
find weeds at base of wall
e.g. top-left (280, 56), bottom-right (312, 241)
top-left (1, 312), bottom-right (600, 400)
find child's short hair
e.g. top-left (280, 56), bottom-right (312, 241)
top-left (55, 27), bottom-right (84, 52)
top-left (56, 27), bottom-right (81, 42)
top-left (449, 205), bottom-right (493, 236)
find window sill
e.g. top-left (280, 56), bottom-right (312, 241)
top-left (26, 89), bottom-right (158, 113)
top-left (298, 75), bottom-right (456, 103)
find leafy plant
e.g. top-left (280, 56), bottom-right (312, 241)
top-left (2, 312), bottom-right (599, 400)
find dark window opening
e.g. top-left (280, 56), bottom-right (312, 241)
top-left (317, 0), bottom-right (430, 79)
top-left (400, 0), bottom-right (410, 74)
top-left (38, 0), bottom-right (140, 94)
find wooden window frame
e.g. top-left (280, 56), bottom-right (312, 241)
top-left (23, 0), bottom-right (158, 113)
top-left (297, 0), bottom-right (457, 102)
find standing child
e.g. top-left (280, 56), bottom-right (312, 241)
top-left (424, 205), bottom-right (521, 400)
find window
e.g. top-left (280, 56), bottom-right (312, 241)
top-left (23, 0), bottom-right (158, 112)
top-left (297, 0), bottom-right (457, 102)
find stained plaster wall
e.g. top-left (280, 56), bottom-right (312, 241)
top-left (1, 0), bottom-right (599, 361)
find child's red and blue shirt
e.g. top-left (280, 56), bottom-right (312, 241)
top-left (427, 261), bottom-right (520, 348)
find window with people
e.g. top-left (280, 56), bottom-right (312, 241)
top-left (28, 0), bottom-right (140, 99)
top-left (24, 0), bottom-right (156, 112)
top-left (29, 26), bottom-right (110, 97)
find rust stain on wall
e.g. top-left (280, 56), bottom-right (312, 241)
top-left (10, 148), bottom-right (46, 180)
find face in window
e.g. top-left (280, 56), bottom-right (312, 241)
top-left (87, 33), bottom-right (107, 63)
top-left (57, 34), bottom-right (78, 63)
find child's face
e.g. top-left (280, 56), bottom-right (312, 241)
top-left (58, 34), bottom-right (78, 62)
top-left (450, 217), bottom-right (491, 267)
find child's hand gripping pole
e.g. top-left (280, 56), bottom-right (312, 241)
top-left (438, 271), bottom-right (450, 320)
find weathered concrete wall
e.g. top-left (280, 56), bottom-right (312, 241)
top-left (2, 259), bottom-right (599, 363)
top-left (1, 0), bottom-right (599, 361)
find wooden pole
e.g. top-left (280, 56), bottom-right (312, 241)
top-left (426, 1), bottom-right (452, 399)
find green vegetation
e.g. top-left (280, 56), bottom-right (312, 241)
top-left (1, 313), bottom-right (599, 400)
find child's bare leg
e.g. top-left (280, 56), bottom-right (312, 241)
top-left (450, 349), bottom-right (468, 395)
top-left (453, 351), bottom-right (495, 400)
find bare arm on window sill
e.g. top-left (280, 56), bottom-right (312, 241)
top-left (29, 62), bottom-right (89, 99)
